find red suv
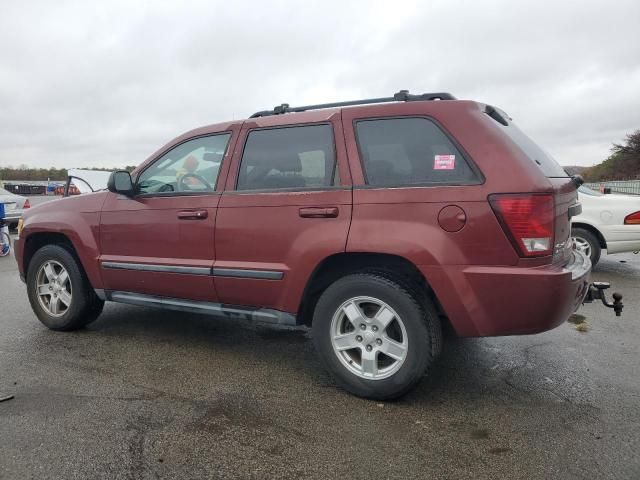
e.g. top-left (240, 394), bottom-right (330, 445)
top-left (15, 91), bottom-right (617, 399)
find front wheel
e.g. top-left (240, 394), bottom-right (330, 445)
top-left (26, 244), bottom-right (104, 331)
top-left (572, 227), bottom-right (601, 267)
top-left (312, 273), bottom-right (441, 400)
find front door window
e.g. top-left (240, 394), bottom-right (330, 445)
top-left (137, 134), bottom-right (231, 195)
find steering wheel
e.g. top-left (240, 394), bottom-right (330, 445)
top-left (178, 173), bottom-right (213, 192)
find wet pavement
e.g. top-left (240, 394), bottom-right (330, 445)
top-left (0, 238), bottom-right (639, 479)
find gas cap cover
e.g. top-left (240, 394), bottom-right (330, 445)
top-left (438, 205), bottom-right (466, 232)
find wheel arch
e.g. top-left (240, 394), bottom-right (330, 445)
top-left (23, 232), bottom-right (96, 288)
top-left (572, 222), bottom-right (607, 249)
top-left (297, 252), bottom-right (447, 327)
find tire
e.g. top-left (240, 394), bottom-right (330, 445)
top-left (572, 227), bottom-right (601, 267)
top-left (312, 272), bottom-right (441, 400)
top-left (0, 231), bottom-right (10, 257)
top-left (26, 244), bottom-right (104, 331)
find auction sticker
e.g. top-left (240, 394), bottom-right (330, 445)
top-left (434, 154), bottom-right (456, 170)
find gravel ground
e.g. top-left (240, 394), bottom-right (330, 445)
top-left (0, 220), bottom-right (638, 479)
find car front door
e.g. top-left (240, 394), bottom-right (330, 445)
top-left (214, 114), bottom-right (352, 315)
top-left (99, 131), bottom-right (236, 301)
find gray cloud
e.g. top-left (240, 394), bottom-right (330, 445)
top-left (0, 0), bottom-right (638, 168)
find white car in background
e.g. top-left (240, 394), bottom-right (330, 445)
top-left (572, 185), bottom-right (640, 266)
top-left (0, 187), bottom-right (31, 229)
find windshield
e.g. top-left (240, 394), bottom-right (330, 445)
top-left (578, 185), bottom-right (603, 196)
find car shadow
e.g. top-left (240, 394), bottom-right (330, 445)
top-left (23, 302), bottom-right (591, 408)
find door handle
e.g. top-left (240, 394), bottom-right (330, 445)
top-left (177, 210), bottom-right (208, 220)
top-left (298, 207), bottom-right (339, 218)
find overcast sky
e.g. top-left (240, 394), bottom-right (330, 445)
top-left (1, 0), bottom-right (638, 169)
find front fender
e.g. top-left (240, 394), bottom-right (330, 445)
top-left (19, 193), bottom-right (107, 288)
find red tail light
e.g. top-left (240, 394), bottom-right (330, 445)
top-left (624, 211), bottom-right (640, 225)
top-left (23, 199), bottom-right (30, 209)
top-left (489, 193), bottom-right (554, 257)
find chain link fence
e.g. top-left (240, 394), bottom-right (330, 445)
top-left (584, 180), bottom-right (640, 196)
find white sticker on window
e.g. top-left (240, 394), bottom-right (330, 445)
top-left (434, 154), bottom-right (455, 170)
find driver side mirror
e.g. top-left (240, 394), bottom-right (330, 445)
top-left (107, 171), bottom-right (135, 196)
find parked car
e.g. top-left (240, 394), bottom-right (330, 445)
top-left (572, 186), bottom-right (640, 266)
top-left (0, 187), bottom-right (30, 229)
top-left (14, 91), bottom-right (619, 399)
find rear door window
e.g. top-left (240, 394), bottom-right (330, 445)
top-left (355, 117), bottom-right (480, 186)
top-left (237, 124), bottom-right (336, 191)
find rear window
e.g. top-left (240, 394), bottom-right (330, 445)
top-left (355, 117), bottom-right (480, 187)
top-left (487, 107), bottom-right (568, 178)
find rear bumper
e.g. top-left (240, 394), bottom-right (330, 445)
top-left (421, 250), bottom-right (591, 337)
top-left (2, 210), bottom-right (22, 224)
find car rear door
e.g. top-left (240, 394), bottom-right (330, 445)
top-left (214, 112), bottom-right (352, 314)
top-left (99, 130), bottom-right (237, 301)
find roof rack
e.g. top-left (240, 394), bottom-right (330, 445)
top-left (249, 90), bottom-right (456, 118)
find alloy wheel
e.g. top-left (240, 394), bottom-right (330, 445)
top-left (330, 296), bottom-right (408, 380)
top-left (573, 236), bottom-right (592, 259)
top-left (36, 260), bottom-right (72, 317)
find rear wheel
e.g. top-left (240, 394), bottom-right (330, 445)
top-left (26, 245), bottom-right (104, 331)
top-left (312, 272), bottom-right (441, 400)
top-left (572, 227), bottom-right (601, 266)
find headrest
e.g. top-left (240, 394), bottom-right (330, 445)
top-left (273, 153), bottom-right (302, 172)
top-left (244, 150), bottom-right (302, 172)
top-left (203, 152), bottom-right (223, 163)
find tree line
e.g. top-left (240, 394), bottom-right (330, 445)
top-left (0, 165), bottom-right (136, 181)
top-left (581, 130), bottom-right (640, 182)
top-left (2, 131), bottom-right (638, 183)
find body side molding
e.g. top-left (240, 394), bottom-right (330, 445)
top-left (212, 267), bottom-right (283, 280)
top-left (101, 261), bottom-right (211, 276)
top-left (100, 261), bottom-right (284, 280)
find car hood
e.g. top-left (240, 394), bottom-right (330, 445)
top-left (22, 191), bottom-right (109, 220)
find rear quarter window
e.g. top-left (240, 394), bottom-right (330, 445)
top-left (355, 117), bottom-right (480, 187)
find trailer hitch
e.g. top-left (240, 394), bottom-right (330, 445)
top-left (584, 282), bottom-right (624, 317)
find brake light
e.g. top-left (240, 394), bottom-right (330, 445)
top-left (23, 199), bottom-right (30, 209)
top-left (489, 193), bottom-right (554, 257)
top-left (624, 211), bottom-right (640, 225)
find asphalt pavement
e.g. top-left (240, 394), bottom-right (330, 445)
top-left (0, 208), bottom-right (639, 479)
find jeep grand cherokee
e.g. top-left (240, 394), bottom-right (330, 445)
top-left (15, 90), bottom-right (622, 399)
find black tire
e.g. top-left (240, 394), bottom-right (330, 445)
top-left (26, 244), bottom-right (104, 331)
top-left (312, 272), bottom-right (441, 400)
top-left (572, 227), bottom-right (601, 267)
top-left (0, 231), bottom-right (10, 257)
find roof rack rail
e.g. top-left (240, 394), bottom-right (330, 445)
top-left (249, 90), bottom-right (456, 118)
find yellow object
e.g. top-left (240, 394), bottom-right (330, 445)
top-left (17, 218), bottom-right (24, 238)
top-left (575, 322), bottom-right (590, 333)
